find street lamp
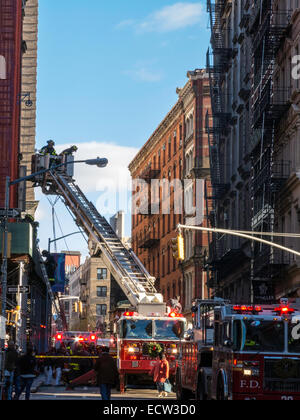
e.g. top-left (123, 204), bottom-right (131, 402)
top-left (0, 156), bottom-right (108, 391)
top-left (48, 231), bottom-right (83, 253)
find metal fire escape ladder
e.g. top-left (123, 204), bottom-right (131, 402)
top-left (46, 171), bottom-right (162, 309)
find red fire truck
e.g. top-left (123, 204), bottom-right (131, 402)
top-left (117, 310), bottom-right (186, 393)
top-left (176, 298), bottom-right (300, 400)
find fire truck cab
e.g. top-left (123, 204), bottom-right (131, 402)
top-left (117, 310), bottom-right (187, 393)
top-left (177, 298), bottom-right (300, 400)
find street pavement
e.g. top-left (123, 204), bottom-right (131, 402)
top-left (15, 373), bottom-right (176, 400)
top-left (26, 385), bottom-right (176, 400)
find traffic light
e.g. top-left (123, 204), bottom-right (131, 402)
top-left (78, 301), bottom-right (83, 313)
top-left (171, 234), bottom-right (185, 261)
top-left (73, 301), bottom-right (78, 313)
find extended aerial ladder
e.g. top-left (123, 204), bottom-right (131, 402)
top-left (31, 152), bottom-right (165, 316)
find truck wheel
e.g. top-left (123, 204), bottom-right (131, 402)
top-left (175, 372), bottom-right (190, 401)
top-left (216, 376), bottom-right (227, 401)
top-left (196, 375), bottom-right (207, 401)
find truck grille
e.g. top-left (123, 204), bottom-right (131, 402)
top-left (264, 358), bottom-right (300, 392)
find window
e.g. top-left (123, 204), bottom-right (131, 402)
top-left (96, 304), bottom-right (107, 316)
top-left (97, 286), bottom-right (107, 297)
top-left (173, 131), bottom-right (177, 154)
top-left (97, 268), bottom-right (107, 280)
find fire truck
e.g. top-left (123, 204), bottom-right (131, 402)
top-left (176, 298), bottom-right (300, 400)
top-left (31, 149), bottom-right (186, 390)
top-left (53, 331), bottom-right (98, 348)
top-left (116, 309), bottom-right (186, 392)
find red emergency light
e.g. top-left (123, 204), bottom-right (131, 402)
top-left (274, 306), bottom-right (295, 315)
top-left (56, 333), bottom-right (63, 341)
top-left (90, 334), bottom-right (97, 341)
top-left (124, 312), bottom-right (134, 317)
top-left (169, 312), bottom-right (184, 318)
top-left (123, 312), bottom-right (136, 317)
top-left (233, 305), bottom-right (262, 313)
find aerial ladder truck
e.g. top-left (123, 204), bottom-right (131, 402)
top-left (31, 149), bottom-right (186, 391)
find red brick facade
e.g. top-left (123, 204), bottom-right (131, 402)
top-left (0, 0), bottom-right (24, 208)
top-left (129, 70), bottom-right (212, 318)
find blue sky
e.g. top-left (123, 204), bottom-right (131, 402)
top-left (35, 1), bottom-right (211, 260)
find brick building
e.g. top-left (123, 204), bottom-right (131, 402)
top-left (129, 69), bottom-right (211, 319)
top-left (0, 0), bottom-right (24, 208)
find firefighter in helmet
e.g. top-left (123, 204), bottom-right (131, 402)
top-left (42, 250), bottom-right (57, 286)
top-left (40, 139), bottom-right (57, 156)
top-left (39, 140), bottom-right (59, 168)
top-left (60, 145), bottom-right (78, 156)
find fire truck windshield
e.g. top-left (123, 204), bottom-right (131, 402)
top-left (121, 319), bottom-right (153, 339)
top-left (120, 319), bottom-right (185, 340)
top-left (154, 320), bottom-right (185, 340)
top-left (233, 319), bottom-right (285, 352)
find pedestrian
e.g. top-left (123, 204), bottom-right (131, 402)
top-left (150, 352), bottom-right (170, 398)
top-left (44, 348), bottom-right (55, 386)
top-left (4, 341), bottom-right (18, 400)
top-left (54, 350), bottom-right (64, 386)
top-left (15, 345), bottom-right (38, 400)
top-left (93, 346), bottom-right (119, 400)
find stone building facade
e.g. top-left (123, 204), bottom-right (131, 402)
top-left (19, 0), bottom-right (39, 216)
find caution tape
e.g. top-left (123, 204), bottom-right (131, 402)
top-left (36, 355), bottom-right (117, 359)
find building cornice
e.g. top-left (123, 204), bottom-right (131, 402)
top-left (129, 69), bottom-right (207, 174)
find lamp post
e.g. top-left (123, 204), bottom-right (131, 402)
top-left (48, 231), bottom-right (83, 253)
top-left (0, 156), bottom-right (108, 395)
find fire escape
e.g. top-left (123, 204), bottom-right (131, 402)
top-left (249, 0), bottom-right (292, 291)
top-left (206, 0), bottom-right (233, 289)
top-left (138, 163), bottom-right (161, 250)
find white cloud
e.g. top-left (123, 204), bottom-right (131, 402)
top-left (134, 2), bottom-right (205, 33)
top-left (35, 142), bottom-right (138, 255)
top-left (123, 58), bottom-right (164, 83)
top-left (124, 66), bottom-right (163, 83)
top-left (115, 19), bottom-right (136, 29)
top-left (56, 141), bottom-right (138, 195)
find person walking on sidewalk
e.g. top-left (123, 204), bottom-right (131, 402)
top-left (4, 341), bottom-right (19, 400)
top-left (93, 347), bottom-right (119, 400)
top-left (150, 352), bottom-right (170, 398)
top-left (15, 345), bottom-right (38, 400)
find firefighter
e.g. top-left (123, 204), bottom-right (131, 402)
top-left (42, 250), bottom-right (57, 286)
top-left (39, 140), bottom-right (59, 168)
top-left (60, 145), bottom-right (78, 156)
top-left (39, 140), bottom-right (57, 156)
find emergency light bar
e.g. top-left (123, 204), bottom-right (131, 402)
top-left (233, 305), bottom-right (262, 313)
